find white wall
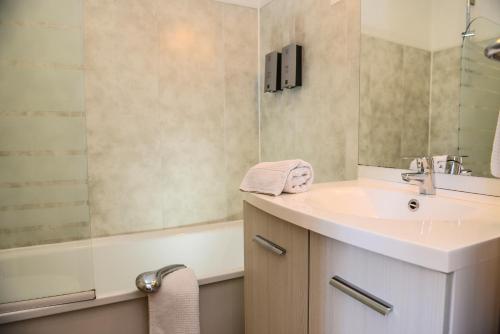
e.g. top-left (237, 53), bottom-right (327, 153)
top-left (214, 0), bottom-right (273, 8)
top-left (361, 0), bottom-right (433, 50)
top-left (431, 0), bottom-right (500, 50)
top-left (362, 0), bottom-right (500, 51)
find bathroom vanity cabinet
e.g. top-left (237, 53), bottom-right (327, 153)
top-left (309, 232), bottom-right (448, 334)
top-left (244, 202), bottom-right (500, 334)
top-left (243, 202), bottom-right (308, 334)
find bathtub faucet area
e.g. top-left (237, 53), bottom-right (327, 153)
top-left (135, 264), bottom-right (186, 293)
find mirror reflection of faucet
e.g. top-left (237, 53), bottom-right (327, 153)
top-left (408, 155), bottom-right (471, 176)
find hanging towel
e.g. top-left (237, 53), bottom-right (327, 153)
top-left (240, 159), bottom-right (314, 196)
top-left (491, 111), bottom-right (500, 178)
top-left (148, 268), bottom-right (200, 334)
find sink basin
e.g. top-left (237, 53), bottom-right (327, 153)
top-left (304, 185), bottom-right (482, 221)
top-left (245, 178), bottom-right (500, 273)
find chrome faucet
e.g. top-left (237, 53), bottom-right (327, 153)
top-left (136, 264), bottom-right (186, 293)
top-left (401, 157), bottom-right (436, 195)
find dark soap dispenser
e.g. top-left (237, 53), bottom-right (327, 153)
top-left (282, 43), bottom-right (302, 89)
top-left (264, 51), bottom-right (282, 93)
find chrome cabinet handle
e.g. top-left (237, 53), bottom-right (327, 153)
top-left (253, 235), bottom-right (286, 256)
top-left (329, 276), bottom-right (393, 316)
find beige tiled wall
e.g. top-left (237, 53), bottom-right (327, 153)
top-left (259, 0), bottom-right (360, 182)
top-left (85, 0), bottom-right (258, 236)
top-left (3, 0), bottom-right (362, 245)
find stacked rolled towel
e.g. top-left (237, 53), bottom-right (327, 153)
top-left (491, 111), bottom-right (500, 178)
top-left (148, 268), bottom-right (200, 334)
top-left (240, 159), bottom-right (314, 196)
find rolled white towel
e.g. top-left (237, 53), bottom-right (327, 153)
top-left (491, 111), bottom-right (500, 178)
top-left (240, 159), bottom-right (314, 196)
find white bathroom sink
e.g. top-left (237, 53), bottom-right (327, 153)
top-left (305, 185), bottom-right (481, 221)
top-left (245, 178), bottom-right (500, 273)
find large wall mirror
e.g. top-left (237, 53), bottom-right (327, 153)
top-left (359, 0), bottom-right (500, 178)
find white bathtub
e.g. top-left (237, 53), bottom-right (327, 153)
top-left (92, 220), bottom-right (244, 298)
top-left (0, 221), bottom-right (244, 323)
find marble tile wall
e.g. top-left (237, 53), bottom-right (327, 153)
top-left (359, 36), bottom-right (465, 171)
top-left (359, 34), bottom-right (430, 169)
top-left (429, 47), bottom-right (461, 157)
top-left (259, 0), bottom-right (360, 182)
top-left (85, 0), bottom-right (258, 236)
top-left (5, 0), bottom-right (360, 245)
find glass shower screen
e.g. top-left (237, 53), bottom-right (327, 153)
top-left (0, 0), bottom-right (94, 308)
top-left (459, 17), bottom-right (500, 177)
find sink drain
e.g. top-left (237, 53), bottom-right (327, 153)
top-left (408, 199), bottom-right (419, 211)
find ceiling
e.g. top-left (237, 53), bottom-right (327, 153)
top-left (215, 0), bottom-right (273, 9)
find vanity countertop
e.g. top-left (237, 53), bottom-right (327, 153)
top-left (245, 178), bottom-right (500, 273)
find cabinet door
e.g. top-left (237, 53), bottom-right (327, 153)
top-left (309, 232), bottom-right (449, 334)
top-left (244, 202), bottom-right (308, 334)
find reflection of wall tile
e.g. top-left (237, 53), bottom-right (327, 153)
top-left (401, 45), bottom-right (430, 159)
top-left (430, 47), bottom-right (461, 157)
top-left (359, 35), bottom-right (430, 169)
top-left (260, 0), bottom-right (360, 183)
top-left (359, 35), bottom-right (404, 168)
top-left (85, 0), bottom-right (258, 236)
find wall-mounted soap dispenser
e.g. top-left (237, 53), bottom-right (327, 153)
top-left (264, 51), bottom-right (282, 93)
top-left (282, 43), bottom-right (302, 89)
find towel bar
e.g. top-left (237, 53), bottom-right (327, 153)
top-left (136, 264), bottom-right (186, 293)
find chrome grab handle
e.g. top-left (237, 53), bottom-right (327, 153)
top-left (329, 276), bottom-right (393, 316)
top-left (136, 264), bottom-right (186, 293)
top-left (253, 235), bottom-right (286, 256)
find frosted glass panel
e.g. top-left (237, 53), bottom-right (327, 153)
top-left (0, 116), bottom-right (86, 151)
top-left (0, 64), bottom-right (85, 111)
top-left (0, 0), bottom-right (94, 306)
